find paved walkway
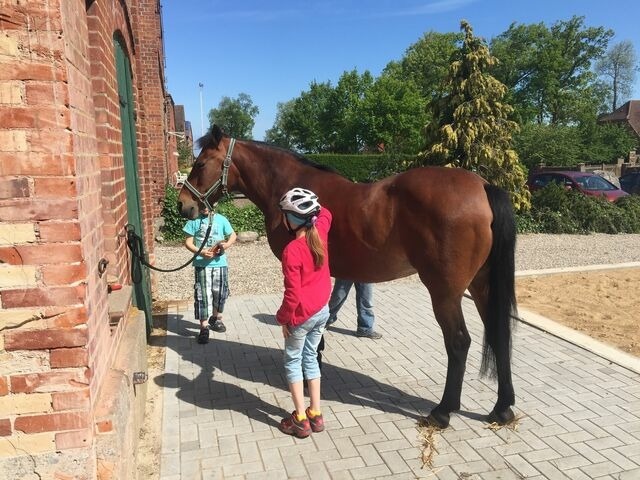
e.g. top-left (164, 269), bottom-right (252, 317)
top-left (157, 282), bottom-right (640, 479)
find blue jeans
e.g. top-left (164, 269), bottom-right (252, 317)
top-left (283, 305), bottom-right (328, 383)
top-left (327, 279), bottom-right (375, 334)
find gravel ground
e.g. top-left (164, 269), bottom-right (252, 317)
top-left (153, 233), bottom-right (640, 301)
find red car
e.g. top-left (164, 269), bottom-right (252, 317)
top-left (526, 171), bottom-right (629, 202)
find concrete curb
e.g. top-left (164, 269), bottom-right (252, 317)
top-left (516, 261), bottom-right (640, 277)
top-left (514, 262), bottom-right (640, 375)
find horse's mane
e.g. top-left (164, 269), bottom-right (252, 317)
top-left (196, 128), bottom-right (336, 174)
top-left (196, 130), bottom-right (219, 151)
top-left (252, 141), bottom-right (337, 173)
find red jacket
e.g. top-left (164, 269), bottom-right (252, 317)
top-left (276, 207), bottom-right (332, 327)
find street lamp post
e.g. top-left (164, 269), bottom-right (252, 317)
top-left (199, 82), bottom-right (205, 137)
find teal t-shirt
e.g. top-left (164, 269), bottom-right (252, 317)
top-left (182, 214), bottom-right (234, 268)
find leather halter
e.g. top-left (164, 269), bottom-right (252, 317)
top-left (182, 137), bottom-right (236, 211)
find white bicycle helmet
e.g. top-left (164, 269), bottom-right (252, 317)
top-left (279, 187), bottom-right (320, 217)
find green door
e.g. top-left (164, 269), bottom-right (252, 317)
top-left (114, 36), bottom-right (153, 334)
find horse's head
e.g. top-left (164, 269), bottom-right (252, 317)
top-left (178, 125), bottom-right (235, 219)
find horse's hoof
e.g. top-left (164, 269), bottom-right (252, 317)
top-left (426, 410), bottom-right (450, 429)
top-left (487, 407), bottom-right (515, 425)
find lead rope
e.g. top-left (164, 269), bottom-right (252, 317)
top-left (125, 211), bottom-right (214, 282)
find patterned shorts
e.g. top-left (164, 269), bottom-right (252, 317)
top-left (193, 266), bottom-right (229, 321)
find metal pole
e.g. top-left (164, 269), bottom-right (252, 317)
top-left (199, 82), bottom-right (205, 136)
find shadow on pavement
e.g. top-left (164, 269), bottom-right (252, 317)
top-left (156, 310), bottom-right (487, 427)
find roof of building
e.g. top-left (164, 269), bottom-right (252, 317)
top-left (598, 100), bottom-right (640, 137)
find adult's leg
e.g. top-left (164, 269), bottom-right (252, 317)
top-left (354, 282), bottom-right (375, 334)
top-left (327, 279), bottom-right (354, 324)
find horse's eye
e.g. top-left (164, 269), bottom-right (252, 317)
top-left (194, 161), bottom-right (204, 169)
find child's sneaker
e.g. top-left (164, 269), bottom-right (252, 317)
top-left (197, 328), bottom-right (209, 344)
top-left (279, 412), bottom-right (311, 438)
top-left (305, 408), bottom-right (324, 433)
top-left (208, 316), bottom-right (227, 333)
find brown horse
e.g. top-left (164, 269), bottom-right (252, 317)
top-left (178, 125), bottom-right (517, 428)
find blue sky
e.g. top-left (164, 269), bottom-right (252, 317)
top-left (162, 0), bottom-right (640, 141)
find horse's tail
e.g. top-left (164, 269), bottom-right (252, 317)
top-left (480, 184), bottom-right (517, 378)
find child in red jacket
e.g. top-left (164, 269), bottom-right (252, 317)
top-left (276, 188), bottom-right (332, 438)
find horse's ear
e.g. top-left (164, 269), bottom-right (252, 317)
top-left (212, 124), bottom-right (224, 144)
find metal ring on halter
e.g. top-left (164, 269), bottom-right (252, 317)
top-left (182, 138), bottom-right (236, 211)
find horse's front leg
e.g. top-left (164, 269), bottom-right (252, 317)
top-left (427, 295), bottom-right (470, 429)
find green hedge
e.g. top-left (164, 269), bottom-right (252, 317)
top-left (160, 186), bottom-right (266, 241)
top-left (515, 183), bottom-right (640, 234)
top-left (160, 185), bottom-right (185, 241)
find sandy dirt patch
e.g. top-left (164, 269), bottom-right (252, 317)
top-left (516, 267), bottom-right (640, 356)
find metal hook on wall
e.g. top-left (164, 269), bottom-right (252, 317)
top-left (98, 258), bottom-right (109, 278)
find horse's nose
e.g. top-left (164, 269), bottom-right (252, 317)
top-left (176, 201), bottom-right (183, 214)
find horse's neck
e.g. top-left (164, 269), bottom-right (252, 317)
top-left (234, 143), bottom-right (306, 216)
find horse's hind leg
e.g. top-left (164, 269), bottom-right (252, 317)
top-left (426, 293), bottom-right (471, 429)
top-left (469, 273), bottom-right (515, 424)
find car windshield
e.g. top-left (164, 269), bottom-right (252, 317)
top-left (573, 175), bottom-right (617, 191)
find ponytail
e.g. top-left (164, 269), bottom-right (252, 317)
top-left (305, 226), bottom-right (325, 268)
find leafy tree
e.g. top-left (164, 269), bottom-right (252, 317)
top-left (208, 93), bottom-right (259, 139)
top-left (284, 81), bottom-right (335, 153)
top-left (394, 31), bottom-right (462, 99)
top-left (328, 69), bottom-right (374, 153)
top-left (176, 139), bottom-right (194, 170)
top-left (264, 100), bottom-right (296, 148)
top-left (360, 74), bottom-right (426, 154)
top-left (596, 40), bottom-right (639, 111)
top-left (580, 122), bottom-right (638, 162)
top-left (421, 21), bottom-right (530, 211)
top-left (513, 122), bottom-right (638, 169)
top-left (513, 124), bottom-right (584, 169)
top-left (491, 16), bottom-right (612, 125)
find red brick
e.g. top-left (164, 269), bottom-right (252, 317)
top-left (33, 177), bottom-right (77, 197)
top-left (0, 5), bottom-right (63, 31)
top-left (11, 369), bottom-right (89, 394)
top-left (0, 377), bottom-right (8, 396)
top-left (0, 62), bottom-right (66, 82)
top-left (48, 306), bottom-right (88, 328)
top-left (1, 285), bottom-right (85, 308)
top-left (0, 198), bottom-right (78, 222)
top-left (52, 389), bottom-right (90, 411)
top-left (0, 177), bottom-right (30, 199)
top-left (38, 222), bottom-right (81, 242)
top-left (55, 428), bottom-right (92, 450)
top-left (0, 106), bottom-right (69, 129)
top-left (0, 419), bottom-right (11, 436)
top-left (0, 244), bottom-right (82, 265)
top-left (50, 347), bottom-right (88, 368)
top-left (4, 328), bottom-right (87, 351)
top-left (42, 263), bottom-right (87, 285)
top-left (14, 411), bottom-right (89, 434)
top-left (25, 82), bottom-right (69, 106)
top-left (96, 419), bottom-right (112, 433)
top-left (0, 152), bottom-right (76, 176)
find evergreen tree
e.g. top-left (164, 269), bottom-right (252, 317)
top-left (420, 20), bottom-right (530, 211)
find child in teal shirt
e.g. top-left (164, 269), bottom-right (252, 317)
top-left (183, 207), bottom-right (237, 344)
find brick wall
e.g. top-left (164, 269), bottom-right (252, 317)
top-left (0, 0), bottom-right (96, 474)
top-left (0, 0), bottom-right (173, 477)
top-left (132, 0), bottom-right (170, 234)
